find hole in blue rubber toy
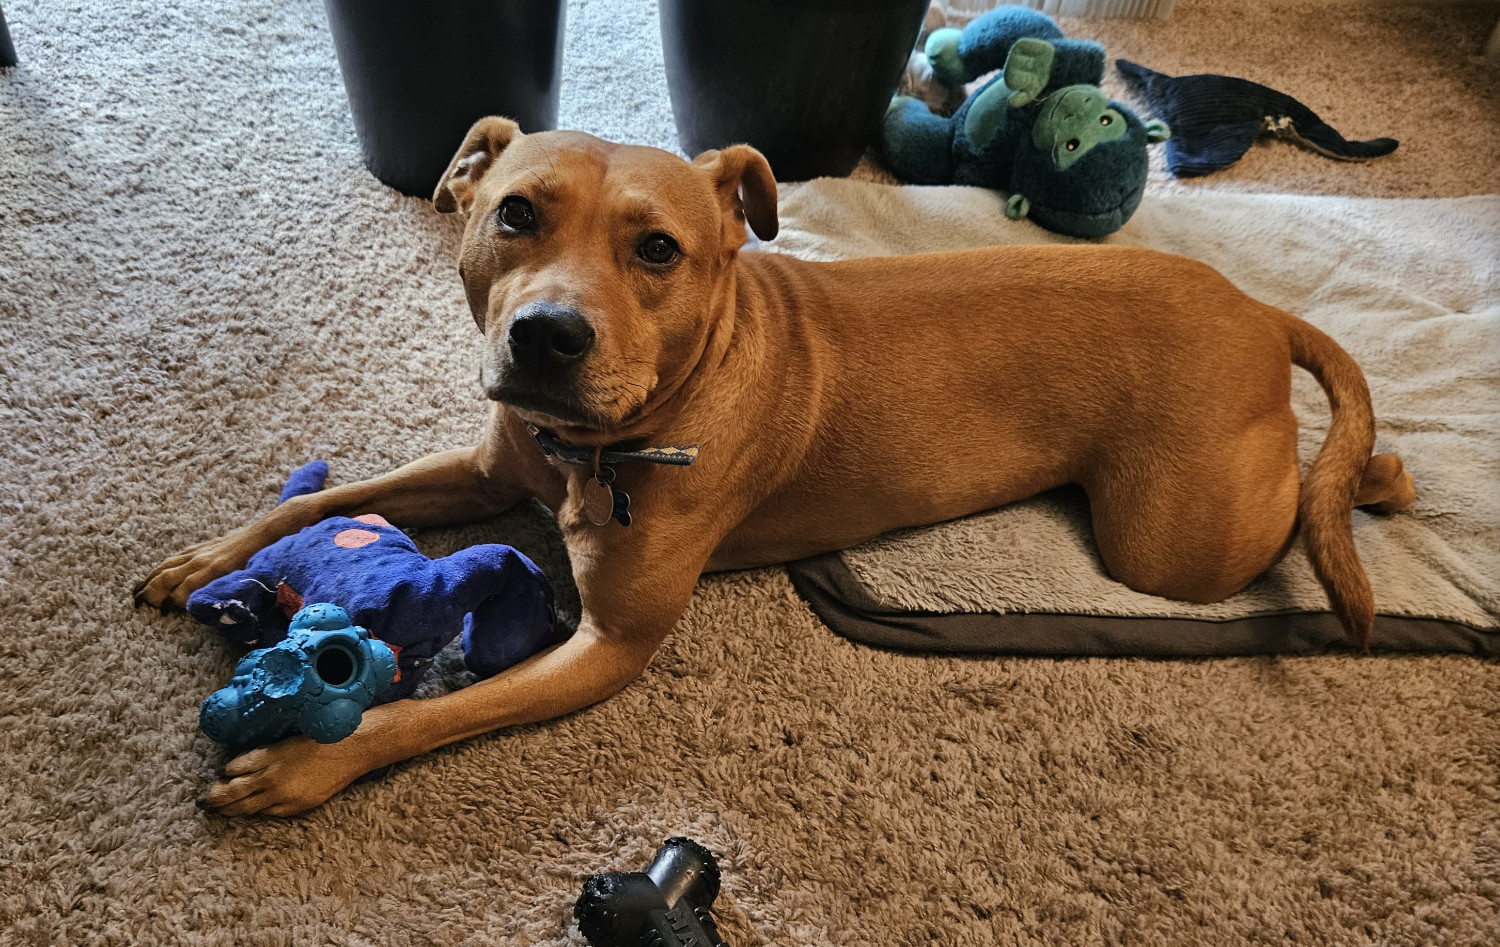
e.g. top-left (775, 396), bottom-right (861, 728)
top-left (315, 645), bottom-right (357, 688)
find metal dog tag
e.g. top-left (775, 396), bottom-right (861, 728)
top-left (582, 476), bottom-right (615, 526)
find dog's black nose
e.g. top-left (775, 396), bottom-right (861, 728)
top-left (507, 302), bottom-right (595, 371)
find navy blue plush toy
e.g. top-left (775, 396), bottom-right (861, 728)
top-left (881, 6), bottom-right (1168, 238)
top-left (187, 461), bottom-right (556, 703)
top-left (1115, 59), bottom-right (1398, 177)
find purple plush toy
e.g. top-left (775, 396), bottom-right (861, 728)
top-left (187, 462), bottom-right (556, 702)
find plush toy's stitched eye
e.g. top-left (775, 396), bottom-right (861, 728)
top-left (1066, 139), bottom-right (1080, 151)
top-left (1099, 115), bottom-right (1112, 126)
top-left (497, 196), bottom-right (537, 232)
top-left (638, 233), bottom-right (680, 266)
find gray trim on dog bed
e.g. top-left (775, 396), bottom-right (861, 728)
top-left (788, 552), bottom-right (1500, 657)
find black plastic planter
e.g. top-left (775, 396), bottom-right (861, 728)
top-left (659, 0), bottom-right (929, 181)
top-left (1, 3), bottom-right (17, 68)
top-left (324, 0), bottom-right (565, 198)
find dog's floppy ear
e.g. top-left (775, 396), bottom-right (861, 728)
top-left (693, 145), bottom-right (779, 245)
top-left (433, 117), bottom-right (521, 215)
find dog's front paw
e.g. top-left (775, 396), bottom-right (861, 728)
top-left (197, 731), bottom-right (371, 817)
top-left (133, 529), bottom-right (256, 612)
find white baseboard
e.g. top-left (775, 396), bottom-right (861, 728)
top-left (945, 0), bottom-right (1176, 18)
top-left (943, 0), bottom-right (1499, 20)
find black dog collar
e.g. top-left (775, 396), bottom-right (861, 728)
top-left (528, 425), bottom-right (700, 528)
top-left (528, 425), bottom-right (700, 468)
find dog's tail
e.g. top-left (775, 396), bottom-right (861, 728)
top-left (1283, 312), bottom-right (1377, 648)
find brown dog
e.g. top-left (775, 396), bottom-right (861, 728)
top-left (136, 119), bottom-right (1415, 815)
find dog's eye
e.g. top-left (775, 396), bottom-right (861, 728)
top-left (638, 233), bottom-right (680, 266)
top-left (1099, 115), bottom-right (1112, 126)
top-left (497, 196), bottom-right (537, 232)
top-left (1066, 139), bottom-right (1080, 151)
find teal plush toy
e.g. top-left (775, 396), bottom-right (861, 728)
top-left (881, 6), bottom-right (1169, 239)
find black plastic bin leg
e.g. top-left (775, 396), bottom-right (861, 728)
top-left (659, 0), bottom-right (929, 181)
top-left (1, 3), bottom-right (19, 68)
top-left (324, 0), bottom-right (566, 198)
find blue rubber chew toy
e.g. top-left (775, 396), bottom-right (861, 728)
top-left (199, 603), bottom-right (397, 745)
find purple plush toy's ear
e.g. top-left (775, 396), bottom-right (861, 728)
top-left (279, 461), bottom-right (329, 504)
top-left (436, 545), bottom-right (556, 679)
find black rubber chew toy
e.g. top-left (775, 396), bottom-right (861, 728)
top-left (574, 837), bottom-right (730, 947)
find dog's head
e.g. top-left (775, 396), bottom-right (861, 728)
top-left (433, 118), bottom-right (778, 435)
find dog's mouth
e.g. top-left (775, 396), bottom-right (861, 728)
top-left (484, 376), bottom-right (597, 425)
top-left (483, 371), bottom-right (650, 432)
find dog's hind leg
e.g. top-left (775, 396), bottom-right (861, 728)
top-left (1086, 411), bottom-right (1303, 606)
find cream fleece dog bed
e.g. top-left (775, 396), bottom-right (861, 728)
top-left (770, 183), bottom-right (1499, 655)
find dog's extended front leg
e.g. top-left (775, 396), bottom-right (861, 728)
top-left (198, 520), bottom-right (713, 816)
top-left (198, 619), bottom-right (661, 816)
top-left (135, 438), bottom-right (529, 611)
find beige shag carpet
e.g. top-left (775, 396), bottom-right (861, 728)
top-left (1, 1), bottom-right (1497, 945)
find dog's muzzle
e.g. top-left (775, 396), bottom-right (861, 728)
top-left (482, 301), bottom-right (597, 417)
